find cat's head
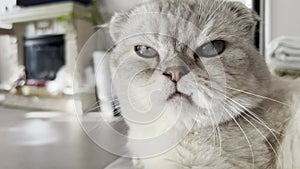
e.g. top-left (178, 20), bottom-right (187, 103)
top-left (109, 0), bottom-right (271, 128)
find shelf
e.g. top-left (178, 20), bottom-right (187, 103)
top-left (0, 2), bottom-right (89, 29)
top-left (0, 22), bottom-right (12, 29)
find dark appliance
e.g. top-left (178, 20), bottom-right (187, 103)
top-left (23, 34), bottom-right (65, 85)
top-left (17, 0), bottom-right (91, 6)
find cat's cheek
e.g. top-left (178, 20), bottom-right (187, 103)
top-left (223, 50), bottom-right (249, 70)
top-left (192, 90), bottom-right (212, 109)
top-left (176, 77), bottom-right (215, 109)
top-left (128, 86), bottom-right (167, 113)
top-left (125, 74), bottom-right (172, 113)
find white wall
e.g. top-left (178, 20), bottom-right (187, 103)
top-left (231, 0), bottom-right (253, 8)
top-left (266, 0), bottom-right (300, 44)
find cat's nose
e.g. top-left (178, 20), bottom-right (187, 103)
top-left (163, 66), bottom-right (189, 82)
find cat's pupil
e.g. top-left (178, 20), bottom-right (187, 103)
top-left (134, 45), bottom-right (158, 58)
top-left (195, 40), bottom-right (225, 58)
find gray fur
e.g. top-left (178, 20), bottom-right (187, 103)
top-left (108, 0), bottom-right (300, 168)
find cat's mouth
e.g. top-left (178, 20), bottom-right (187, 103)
top-left (167, 91), bottom-right (192, 103)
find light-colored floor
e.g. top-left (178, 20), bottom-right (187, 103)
top-left (0, 105), bottom-right (125, 169)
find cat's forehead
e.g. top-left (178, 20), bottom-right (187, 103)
top-left (115, 0), bottom-right (256, 46)
top-left (127, 1), bottom-right (231, 32)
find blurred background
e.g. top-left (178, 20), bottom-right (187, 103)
top-left (0, 0), bottom-right (299, 169)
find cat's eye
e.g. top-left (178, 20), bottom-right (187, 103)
top-left (194, 40), bottom-right (225, 58)
top-left (134, 45), bottom-right (159, 58)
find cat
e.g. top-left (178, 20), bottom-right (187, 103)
top-left (108, 0), bottom-right (300, 168)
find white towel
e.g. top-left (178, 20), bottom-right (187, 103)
top-left (275, 46), bottom-right (300, 62)
top-left (268, 36), bottom-right (300, 53)
top-left (266, 36), bottom-right (300, 70)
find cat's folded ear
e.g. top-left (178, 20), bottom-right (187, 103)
top-left (109, 13), bottom-right (128, 41)
top-left (109, 0), bottom-right (149, 41)
top-left (227, 1), bottom-right (260, 33)
top-left (109, 13), bottom-right (129, 42)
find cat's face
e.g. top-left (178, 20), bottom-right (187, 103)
top-left (109, 0), bottom-right (271, 128)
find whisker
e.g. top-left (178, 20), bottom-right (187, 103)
top-left (224, 97), bottom-right (282, 151)
top-left (187, 75), bottom-right (223, 151)
top-left (204, 85), bottom-right (282, 166)
top-left (195, 107), bottom-right (219, 148)
top-left (225, 96), bottom-right (280, 136)
top-left (208, 85), bottom-right (281, 139)
top-left (224, 98), bottom-right (283, 168)
top-left (226, 101), bottom-right (280, 160)
top-left (208, 108), bottom-right (223, 157)
top-left (222, 106), bottom-right (255, 169)
top-left (226, 86), bottom-right (287, 106)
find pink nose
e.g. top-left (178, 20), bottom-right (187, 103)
top-left (163, 66), bottom-right (189, 82)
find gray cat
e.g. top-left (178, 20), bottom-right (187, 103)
top-left (108, 0), bottom-right (300, 168)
